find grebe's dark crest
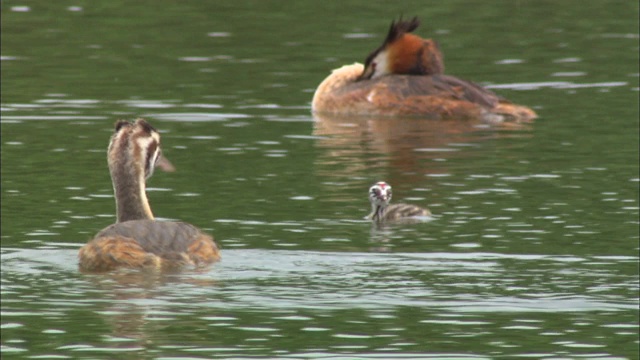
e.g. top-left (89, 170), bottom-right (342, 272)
top-left (359, 16), bottom-right (444, 80)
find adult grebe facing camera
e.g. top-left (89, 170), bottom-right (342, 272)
top-left (312, 17), bottom-right (537, 123)
top-left (78, 119), bottom-right (220, 272)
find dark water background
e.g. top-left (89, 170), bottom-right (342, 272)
top-left (2, 1), bottom-right (639, 359)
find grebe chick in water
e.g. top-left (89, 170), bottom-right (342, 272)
top-left (78, 119), bottom-right (220, 272)
top-left (312, 16), bottom-right (537, 122)
top-left (367, 181), bottom-right (431, 222)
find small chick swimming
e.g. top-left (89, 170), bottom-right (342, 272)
top-left (366, 181), bottom-right (431, 222)
top-left (312, 17), bottom-right (537, 122)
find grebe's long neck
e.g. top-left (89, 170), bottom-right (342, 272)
top-left (370, 203), bottom-right (387, 221)
top-left (108, 119), bottom-right (162, 223)
top-left (110, 152), bottom-right (154, 223)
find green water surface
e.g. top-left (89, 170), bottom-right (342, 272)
top-left (1, 1), bottom-right (639, 359)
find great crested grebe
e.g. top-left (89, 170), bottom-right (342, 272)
top-left (78, 119), bottom-right (220, 272)
top-left (367, 181), bottom-right (431, 222)
top-left (312, 17), bottom-right (537, 122)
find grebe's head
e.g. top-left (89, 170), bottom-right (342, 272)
top-left (108, 119), bottom-right (175, 181)
top-left (358, 16), bottom-right (444, 81)
top-left (369, 181), bottom-right (392, 207)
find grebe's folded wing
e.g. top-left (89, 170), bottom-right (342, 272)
top-left (95, 220), bottom-right (209, 254)
top-left (394, 75), bottom-right (502, 108)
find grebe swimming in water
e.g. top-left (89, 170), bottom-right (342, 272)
top-left (367, 181), bottom-right (431, 222)
top-left (312, 17), bottom-right (537, 122)
top-left (78, 119), bottom-right (220, 272)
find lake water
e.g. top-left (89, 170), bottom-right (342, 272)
top-left (1, 1), bottom-right (639, 359)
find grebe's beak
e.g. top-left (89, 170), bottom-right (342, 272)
top-left (357, 64), bottom-right (375, 81)
top-left (374, 192), bottom-right (389, 202)
top-left (157, 156), bottom-right (175, 172)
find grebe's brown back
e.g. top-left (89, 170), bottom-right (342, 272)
top-left (78, 119), bottom-right (220, 272)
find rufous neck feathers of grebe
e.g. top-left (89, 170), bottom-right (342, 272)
top-left (369, 181), bottom-right (392, 221)
top-left (358, 16), bottom-right (445, 81)
top-left (107, 118), bottom-right (174, 223)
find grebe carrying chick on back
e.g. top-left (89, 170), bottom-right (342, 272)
top-left (312, 17), bottom-right (537, 122)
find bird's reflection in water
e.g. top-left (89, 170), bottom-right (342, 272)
top-left (312, 113), bottom-right (533, 201)
top-left (367, 215), bottom-right (435, 252)
top-left (82, 267), bottom-right (218, 349)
